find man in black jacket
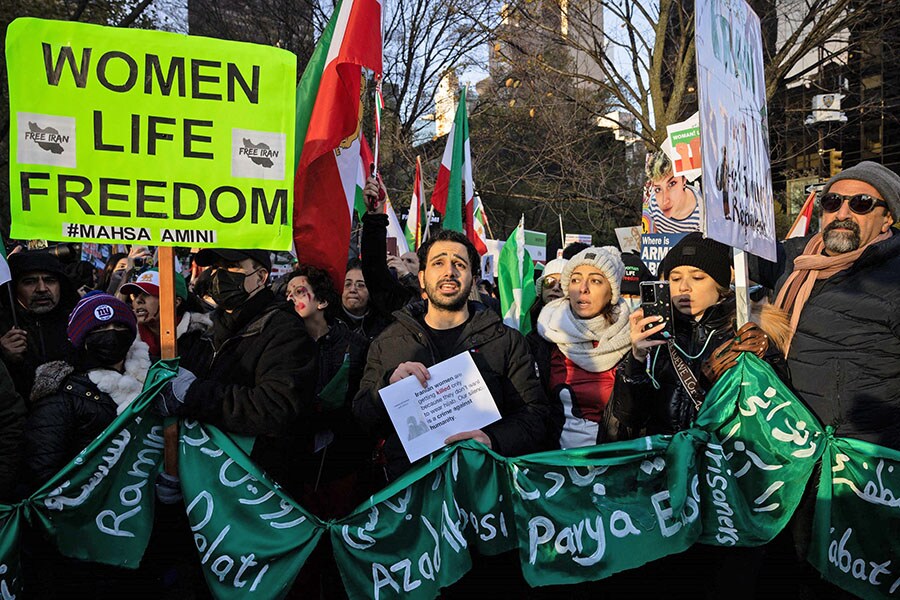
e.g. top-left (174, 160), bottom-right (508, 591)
top-left (353, 229), bottom-right (551, 480)
top-left (0, 252), bottom-right (79, 397)
top-left (155, 248), bottom-right (317, 496)
top-left (754, 161), bottom-right (900, 449)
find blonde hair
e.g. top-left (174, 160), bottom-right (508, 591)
top-left (646, 150), bottom-right (674, 181)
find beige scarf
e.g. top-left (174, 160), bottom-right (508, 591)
top-left (775, 229), bottom-right (893, 354)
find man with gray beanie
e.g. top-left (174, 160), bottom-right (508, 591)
top-left (753, 160), bottom-right (899, 449)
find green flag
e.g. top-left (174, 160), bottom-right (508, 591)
top-left (695, 353), bottom-right (826, 546)
top-left (498, 215), bottom-right (536, 335)
top-left (809, 436), bottom-right (900, 599)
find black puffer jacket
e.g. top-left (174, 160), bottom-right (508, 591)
top-left (353, 301), bottom-right (551, 480)
top-left (752, 233), bottom-right (900, 448)
top-left (607, 298), bottom-right (739, 438)
top-left (0, 361), bottom-right (25, 501)
top-left (177, 289), bottom-right (318, 497)
top-left (24, 362), bottom-right (117, 488)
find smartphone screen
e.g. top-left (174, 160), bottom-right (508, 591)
top-left (386, 237), bottom-right (399, 257)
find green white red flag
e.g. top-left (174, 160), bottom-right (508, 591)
top-left (405, 156), bottom-right (426, 250)
top-left (498, 215), bottom-right (536, 335)
top-left (786, 190), bottom-right (815, 239)
top-left (431, 87), bottom-right (471, 234)
top-left (0, 235), bottom-right (10, 285)
top-left (293, 0), bottom-right (382, 291)
top-left (357, 133), bottom-right (409, 254)
top-left (470, 193), bottom-right (489, 255)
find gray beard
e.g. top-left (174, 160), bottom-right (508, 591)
top-left (823, 222), bottom-right (861, 254)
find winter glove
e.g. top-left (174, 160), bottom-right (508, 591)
top-left (701, 322), bottom-right (769, 384)
top-left (155, 367), bottom-right (197, 417)
top-left (155, 472), bottom-right (182, 505)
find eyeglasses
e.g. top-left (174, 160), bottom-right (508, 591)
top-left (542, 276), bottom-right (560, 289)
top-left (820, 192), bottom-right (888, 215)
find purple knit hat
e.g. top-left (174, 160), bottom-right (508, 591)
top-left (67, 292), bottom-right (137, 348)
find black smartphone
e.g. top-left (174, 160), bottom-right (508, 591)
top-left (640, 281), bottom-right (674, 341)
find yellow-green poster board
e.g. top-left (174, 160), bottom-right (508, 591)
top-left (6, 18), bottom-right (297, 250)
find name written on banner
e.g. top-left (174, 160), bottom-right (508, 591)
top-left (7, 18), bottom-right (297, 250)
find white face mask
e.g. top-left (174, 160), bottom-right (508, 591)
top-left (622, 297), bottom-right (642, 313)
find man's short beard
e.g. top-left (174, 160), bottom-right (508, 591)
top-left (823, 219), bottom-right (861, 254)
top-left (426, 279), bottom-right (471, 312)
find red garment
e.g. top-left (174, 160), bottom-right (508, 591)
top-left (548, 345), bottom-right (615, 421)
top-left (138, 323), bottom-right (160, 358)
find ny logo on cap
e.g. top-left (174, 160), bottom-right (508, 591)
top-left (94, 305), bottom-right (114, 321)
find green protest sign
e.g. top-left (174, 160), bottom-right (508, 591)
top-left (25, 359), bottom-right (177, 567)
top-left (510, 433), bottom-right (702, 587)
top-left (332, 442), bottom-right (516, 599)
top-left (809, 436), bottom-right (900, 599)
top-left (695, 353), bottom-right (826, 546)
top-left (178, 420), bottom-right (323, 599)
top-left (6, 18), bottom-right (297, 250)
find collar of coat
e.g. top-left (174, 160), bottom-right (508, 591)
top-left (390, 300), bottom-right (504, 347)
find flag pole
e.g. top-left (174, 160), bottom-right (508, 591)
top-left (158, 246), bottom-right (180, 477)
top-left (558, 213), bottom-right (565, 246)
top-left (5, 284), bottom-right (18, 329)
top-left (373, 78), bottom-right (382, 177)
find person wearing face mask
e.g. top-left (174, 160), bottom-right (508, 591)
top-left (24, 293), bottom-right (148, 489)
top-left (619, 251), bottom-right (653, 313)
top-left (154, 248), bottom-right (317, 499)
top-left (22, 292), bottom-right (154, 599)
top-left (530, 248), bottom-right (632, 449)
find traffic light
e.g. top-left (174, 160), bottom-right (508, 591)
top-left (830, 150), bottom-right (843, 176)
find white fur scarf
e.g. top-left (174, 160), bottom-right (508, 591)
top-left (537, 297), bottom-right (632, 372)
top-left (87, 338), bottom-right (151, 414)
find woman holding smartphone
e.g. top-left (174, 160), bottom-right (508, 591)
top-left (605, 233), bottom-right (789, 440)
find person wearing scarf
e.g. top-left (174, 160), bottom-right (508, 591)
top-left (533, 246), bottom-right (631, 449)
top-left (755, 161), bottom-right (899, 450)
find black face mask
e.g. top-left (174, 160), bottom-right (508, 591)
top-left (210, 268), bottom-right (259, 311)
top-left (84, 328), bottom-right (134, 366)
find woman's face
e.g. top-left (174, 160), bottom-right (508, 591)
top-left (286, 276), bottom-right (320, 320)
top-left (131, 292), bottom-right (160, 325)
top-left (567, 266), bottom-right (612, 319)
top-left (668, 266), bottom-right (721, 319)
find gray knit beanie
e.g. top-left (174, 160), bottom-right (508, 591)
top-left (822, 161), bottom-right (900, 218)
top-left (561, 247), bottom-right (625, 304)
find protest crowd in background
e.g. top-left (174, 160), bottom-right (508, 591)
top-left (2, 4), bottom-right (900, 599)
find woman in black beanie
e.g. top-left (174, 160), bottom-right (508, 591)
top-left (604, 232), bottom-right (789, 440)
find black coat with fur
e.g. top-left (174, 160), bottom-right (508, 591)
top-left (25, 362), bottom-right (116, 489)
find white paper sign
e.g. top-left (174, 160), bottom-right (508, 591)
top-left (379, 352), bottom-right (501, 462)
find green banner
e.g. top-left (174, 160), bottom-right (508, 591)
top-left (511, 433), bottom-right (702, 587)
top-left (178, 420), bottom-right (323, 599)
top-left (695, 353), bottom-right (826, 546)
top-left (809, 436), bottom-right (900, 599)
top-left (6, 18), bottom-right (296, 250)
top-left (2, 355), bottom-right (899, 599)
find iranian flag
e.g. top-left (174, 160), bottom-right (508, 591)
top-left (357, 133), bottom-right (409, 254)
top-left (293, 0), bottom-right (382, 291)
top-left (498, 215), bottom-right (536, 335)
top-left (431, 87), bottom-right (472, 235)
top-left (405, 156), bottom-right (426, 250)
top-left (0, 235), bottom-right (10, 285)
top-left (469, 193), bottom-right (489, 255)
top-left (786, 190), bottom-right (815, 239)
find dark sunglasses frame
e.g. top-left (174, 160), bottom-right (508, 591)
top-left (820, 192), bottom-right (888, 215)
top-left (542, 276), bottom-right (561, 289)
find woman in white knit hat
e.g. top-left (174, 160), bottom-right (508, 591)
top-left (532, 247), bottom-right (632, 448)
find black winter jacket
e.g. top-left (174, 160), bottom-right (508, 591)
top-left (177, 289), bottom-right (318, 497)
top-left (607, 298), bottom-right (739, 438)
top-left (1, 302), bottom-right (77, 399)
top-left (361, 212), bottom-right (418, 315)
top-left (24, 363), bottom-right (117, 489)
top-left (0, 360), bottom-right (25, 500)
top-left (752, 232), bottom-right (900, 448)
top-left (353, 301), bottom-right (551, 480)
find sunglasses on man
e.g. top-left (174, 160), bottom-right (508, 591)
top-left (820, 192), bottom-right (888, 215)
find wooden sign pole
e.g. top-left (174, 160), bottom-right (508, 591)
top-left (158, 246), bottom-right (180, 476)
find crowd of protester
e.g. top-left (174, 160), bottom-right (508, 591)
top-left (0, 160), bottom-right (897, 597)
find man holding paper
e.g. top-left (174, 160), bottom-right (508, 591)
top-left (353, 229), bottom-right (552, 480)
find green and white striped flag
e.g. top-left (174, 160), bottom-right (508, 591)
top-left (498, 215), bottom-right (536, 335)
